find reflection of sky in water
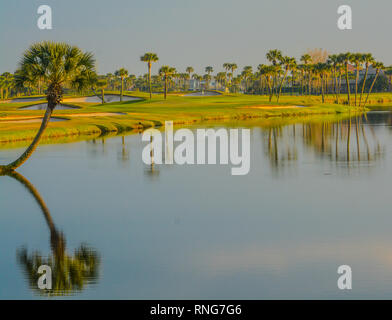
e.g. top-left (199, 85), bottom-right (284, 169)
top-left (1, 112), bottom-right (392, 299)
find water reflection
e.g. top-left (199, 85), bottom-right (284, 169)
top-left (263, 114), bottom-right (385, 175)
top-left (1, 171), bottom-right (100, 296)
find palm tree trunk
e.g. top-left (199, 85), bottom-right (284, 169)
top-left (120, 78), bottom-right (124, 102)
top-left (355, 67), bottom-right (359, 106)
top-left (359, 64), bottom-right (369, 107)
top-left (363, 69), bottom-right (380, 108)
top-left (277, 70), bottom-right (289, 102)
top-left (164, 77), bottom-right (167, 99)
top-left (345, 64), bottom-right (351, 105)
top-left (102, 89), bottom-right (105, 104)
top-left (148, 63), bottom-right (152, 99)
top-left (0, 107), bottom-right (53, 172)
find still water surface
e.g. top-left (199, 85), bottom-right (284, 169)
top-left (1, 111), bottom-right (392, 299)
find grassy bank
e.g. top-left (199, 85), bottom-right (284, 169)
top-left (0, 91), bottom-right (371, 147)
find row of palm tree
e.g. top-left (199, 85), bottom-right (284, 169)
top-left (3, 49), bottom-right (388, 106)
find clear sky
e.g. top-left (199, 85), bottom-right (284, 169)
top-left (0, 0), bottom-right (390, 75)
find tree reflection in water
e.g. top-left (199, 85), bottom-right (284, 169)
top-left (1, 171), bottom-right (100, 296)
top-left (262, 113), bottom-right (385, 174)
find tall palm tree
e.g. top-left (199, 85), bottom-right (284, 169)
top-left (267, 50), bottom-right (283, 96)
top-left (242, 66), bottom-right (253, 92)
top-left (159, 65), bottom-right (176, 99)
top-left (363, 62), bottom-right (384, 107)
top-left (114, 68), bottom-right (128, 102)
top-left (186, 66), bottom-right (194, 90)
top-left (351, 53), bottom-right (364, 106)
top-left (140, 53), bottom-right (159, 99)
top-left (300, 54), bottom-right (312, 96)
top-left (94, 78), bottom-right (108, 104)
top-left (277, 56), bottom-right (296, 102)
top-left (0, 74), bottom-right (5, 100)
top-left (1, 72), bottom-right (14, 99)
top-left (359, 53), bottom-right (374, 107)
top-left (230, 63), bottom-right (237, 82)
top-left (223, 63), bottom-right (231, 86)
top-left (0, 41), bottom-right (96, 173)
top-left (341, 52), bottom-right (352, 105)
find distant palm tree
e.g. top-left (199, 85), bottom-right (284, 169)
top-left (0, 41), bottom-right (96, 173)
top-left (242, 66), bottom-right (253, 92)
top-left (300, 54), bottom-right (312, 96)
top-left (95, 78), bottom-right (108, 104)
top-left (203, 74), bottom-right (212, 89)
top-left (1, 72), bottom-right (14, 99)
top-left (115, 68), bottom-right (129, 102)
top-left (186, 66), bottom-right (194, 90)
top-left (341, 52), bottom-right (352, 105)
top-left (140, 53), bottom-right (159, 99)
top-left (351, 53), bottom-right (364, 106)
top-left (359, 53), bottom-right (374, 107)
top-left (223, 63), bottom-right (231, 86)
top-left (277, 56), bottom-right (296, 102)
top-left (159, 66), bottom-right (176, 99)
top-left (363, 62), bottom-right (384, 107)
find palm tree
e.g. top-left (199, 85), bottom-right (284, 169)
top-left (277, 56), bottom-right (296, 102)
top-left (203, 74), bottom-right (212, 90)
top-left (351, 53), bottom-right (364, 106)
top-left (140, 53), bottom-right (159, 99)
top-left (1, 72), bottom-right (14, 99)
top-left (363, 62), bottom-right (384, 107)
top-left (359, 53), bottom-right (374, 107)
top-left (242, 66), bottom-right (253, 92)
top-left (159, 65), bottom-right (176, 99)
top-left (114, 68), bottom-right (128, 102)
top-left (230, 63), bottom-right (238, 79)
top-left (300, 54), bottom-right (312, 96)
top-left (0, 41), bottom-right (96, 173)
top-left (95, 78), bottom-right (108, 104)
top-left (267, 50), bottom-right (283, 96)
top-left (186, 66), bottom-right (194, 90)
top-left (341, 52), bottom-right (352, 105)
top-left (1, 171), bottom-right (100, 296)
top-left (0, 74), bottom-right (4, 100)
top-left (223, 63), bottom-right (231, 86)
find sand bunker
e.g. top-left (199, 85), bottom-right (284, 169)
top-left (20, 103), bottom-right (80, 110)
top-left (63, 94), bottom-right (141, 103)
top-left (60, 112), bottom-right (126, 118)
top-left (185, 91), bottom-right (222, 96)
top-left (0, 117), bottom-right (66, 124)
top-left (7, 97), bottom-right (46, 103)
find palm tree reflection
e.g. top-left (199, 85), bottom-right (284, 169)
top-left (1, 171), bottom-right (100, 296)
top-left (263, 114), bottom-right (384, 172)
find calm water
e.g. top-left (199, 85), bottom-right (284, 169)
top-left (1, 111), bottom-right (392, 299)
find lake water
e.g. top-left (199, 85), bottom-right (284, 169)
top-left (1, 111), bottom-right (392, 299)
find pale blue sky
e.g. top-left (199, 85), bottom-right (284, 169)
top-left (0, 0), bottom-right (390, 75)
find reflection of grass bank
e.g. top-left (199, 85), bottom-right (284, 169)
top-left (0, 92), bottom-right (366, 147)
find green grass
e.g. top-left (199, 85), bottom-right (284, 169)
top-left (0, 91), bottom-right (378, 148)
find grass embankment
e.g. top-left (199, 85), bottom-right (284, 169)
top-left (0, 91), bottom-right (373, 147)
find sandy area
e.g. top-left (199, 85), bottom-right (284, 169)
top-left (63, 95), bottom-right (141, 103)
